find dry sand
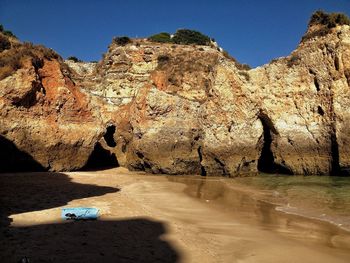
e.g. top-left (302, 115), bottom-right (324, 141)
top-left (1, 167), bottom-right (350, 262)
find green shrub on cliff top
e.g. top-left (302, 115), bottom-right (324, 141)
top-left (113, 36), bottom-right (131, 46)
top-left (148, 32), bottom-right (172, 43)
top-left (148, 29), bottom-right (211, 46)
top-left (0, 24), bottom-right (16, 38)
top-left (0, 34), bottom-right (11, 52)
top-left (172, 29), bottom-right (211, 45)
top-left (67, 56), bottom-right (82, 62)
top-left (302, 11), bottom-right (350, 42)
top-left (0, 42), bottom-right (59, 80)
top-left (309, 10), bottom-right (350, 28)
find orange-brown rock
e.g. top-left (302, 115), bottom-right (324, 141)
top-left (2, 22), bottom-right (350, 176)
top-left (0, 45), bottom-right (104, 172)
top-left (73, 24), bottom-right (350, 176)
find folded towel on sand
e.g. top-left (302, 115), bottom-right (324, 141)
top-left (61, 207), bottom-right (99, 220)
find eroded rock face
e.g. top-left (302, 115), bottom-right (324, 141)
top-left (77, 25), bottom-right (350, 176)
top-left (246, 25), bottom-right (350, 175)
top-left (2, 24), bottom-right (350, 175)
top-left (0, 56), bottom-right (104, 171)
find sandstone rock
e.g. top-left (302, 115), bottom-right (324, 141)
top-left (2, 23), bottom-right (350, 176)
top-left (77, 26), bottom-right (350, 176)
top-left (0, 51), bottom-right (104, 171)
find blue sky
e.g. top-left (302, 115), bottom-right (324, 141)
top-left (1, 0), bottom-right (349, 67)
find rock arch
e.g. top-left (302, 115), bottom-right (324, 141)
top-left (83, 124), bottom-right (119, 170)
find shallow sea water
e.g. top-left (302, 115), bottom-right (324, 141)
top-left (168, 173), bottom-right (350, 232)
top-left (233, 174), bottom-right (350, 230)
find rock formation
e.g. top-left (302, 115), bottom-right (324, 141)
top-left (1, 16), bottom-right (350, 176)
top-left (0, 41), bottom-right (104, 171)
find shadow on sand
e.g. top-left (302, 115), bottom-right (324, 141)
top-left (2, 218), bottom-right (178, 262)
top-left (0, 172), bottom-right (179, 262)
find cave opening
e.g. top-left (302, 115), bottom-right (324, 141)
top-left (197, 146), bottom-right (207, 176)
top-left (330, 132), bottom-right (340, 176)
top-left (104, 125), bottom-right (117, 147)
top-left (257, 113), bottom-right (293, 175)
top-left (83, 142), bottom-right (119, 170)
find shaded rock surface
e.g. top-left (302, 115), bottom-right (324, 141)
top-left (0, 44), bottom-right (104, 171)
top-left (2, 24), bottom-right (350, 176)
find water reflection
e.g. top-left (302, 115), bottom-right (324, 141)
top-left (167, 175), bottom-right (350, 251)
top-left (232, 175), bottom-right (350, 216)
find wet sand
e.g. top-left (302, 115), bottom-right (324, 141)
top-left (1, 167), bottom-right (350, 262)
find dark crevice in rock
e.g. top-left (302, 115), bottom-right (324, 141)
top-left (334, 56), bottom-right (340, 71)
top-left (314, 78), bottom-right (320, 91)
top-left (330, 132), bottom-right (340, 176)
top-left (193, 134), bottom-right (201, 141)
top-left (214, 157), bottom-right (229, 176)
top-left (136, 151), bottom-right (144, 159)
top-left (257, 113), bottom-right (293, 175)
top-left (345, 69), bottom-right (350, 87)
top-left (197, 146), bottom-right (206, 176)
top-left (136, 151), bottom-right (152, 170)
top-left (12, 82), bottom-right (42, 108)
top-left (237, 158), bottom-right (256, 174)
top-left (104, 125), bottom-right (117, 147)
top-left (32, 57), bottom-right (44, 71)
top-left (309, 69), bottom-right (316, 75)
top-left (227, 121), bottom-right (234, 132)
top-left (258, 111), bottom-right (278, 135)
top-left (83, 142), bottom-right (119, 170)
top-left (121, 143), bottom-right (127, 153)
top-left (329, 86), bottom-right (341, 176)
top-left (0, 135), bottom-right (45, 172)
top-left (143, 161), bottom-right (152, 170)
top-left (317, 106), bottom-right (325, 116)
top-left (257, 115), bottom-right (274, 173)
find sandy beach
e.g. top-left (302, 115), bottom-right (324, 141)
top-left (1, 167), bottom-right (350, 262)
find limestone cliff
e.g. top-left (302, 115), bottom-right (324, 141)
top-left (0, 39), bottom-right (104, 171)
top-left (1, 19), bottom-right (350, 176)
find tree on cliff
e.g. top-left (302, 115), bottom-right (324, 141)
top-left (172, 29), bottom-right (211, 45)
top-left (0, 24), bottom-right (16, 38)
top-left (148, 29), bottom-right (211, 46)
top-left (309, 10), bottom-right (350, 28)
top-left (67, 56), bottom-right (82, 62)
top-left (302, 11), bottom-right (350, 42)
top-left (148, 32), bottom-right (172, 43)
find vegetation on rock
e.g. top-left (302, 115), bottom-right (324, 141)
top-left (0, 34), bottom-right (11, 52)
top-left (148, 32), bottom-right (172, 43)
top-left (172, 29), bottom-right (211, 45)
top-left (148, 29), bottom-right (211, 46)
top-left (309, 10), bottom-right (350, 28)
top-left (0, 42), bottom-right (59, 80)
top-left (287, 54), bottom-right (301, 67)
top-left (147, 29), bottom-right (252, 69)
top-left (302, 11), bottom-right (350, 42)
top-left (0, 24), bottom-right (16, 38)
top-left (113, 36), bottom-right (131, 46)
top-left (67, 56), bottom-right (82, 62)
top-left (222, 50), bottom-right (251, 70)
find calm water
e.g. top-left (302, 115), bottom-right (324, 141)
top-left (233, 174), bottom-right (350, 229)
top-left (169, 174), bottom-right (350, 231)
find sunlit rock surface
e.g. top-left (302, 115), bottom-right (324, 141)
top-left (1, 24), bottom-right (350, 175)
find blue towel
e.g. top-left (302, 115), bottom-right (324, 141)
top-left (61, 207), bottom-right (99, 220)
